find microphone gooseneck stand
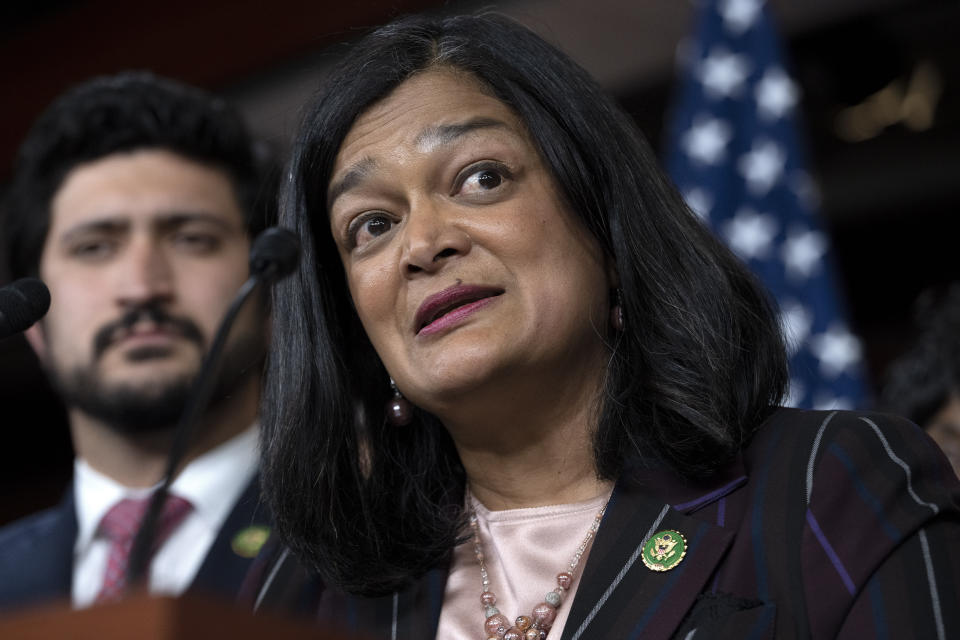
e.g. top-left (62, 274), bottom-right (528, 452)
top-left (126, 227), bottom-right (299, 589)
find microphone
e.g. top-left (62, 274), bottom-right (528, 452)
top-left (249, 227), bottom-right (300, 281)
top-left (127, 227), bottom-right (300, 587)
top-left (0, 278), bottom-right (51, 340)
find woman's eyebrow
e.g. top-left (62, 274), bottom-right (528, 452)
top-left (413, 117), bottom-right (508, 150)
top-left (328, 118), bottom-right (511, 208)
top-left (328, 157), bottom-right (378, 207)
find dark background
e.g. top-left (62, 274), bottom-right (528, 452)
top-left (2, 0), bottom-right (958, 525)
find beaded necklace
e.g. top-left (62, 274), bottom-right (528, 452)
top-left (469, 499), bottom-right (608, 640)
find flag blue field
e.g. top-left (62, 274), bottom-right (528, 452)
top-left (666, 0), bottom-right (869, 409)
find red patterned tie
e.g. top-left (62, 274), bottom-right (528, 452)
top-left (94, 494), bottom-right (192, 604)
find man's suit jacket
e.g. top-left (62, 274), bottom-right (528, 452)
top-left (250, 408), bottom-right (960, 639)
top-left (0, 476), bottom-right (271, 612)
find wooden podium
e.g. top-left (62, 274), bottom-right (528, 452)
top-left (0, 594), bottom-right (364, 639)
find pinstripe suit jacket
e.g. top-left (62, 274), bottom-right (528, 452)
top-left (252, 408), bottom-right (960, 639)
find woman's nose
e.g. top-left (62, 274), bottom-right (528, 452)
top-left (399, 199), bottom-right (472, 276)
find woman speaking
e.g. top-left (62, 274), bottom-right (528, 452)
top-left (253, 13), bottom-right (960, 639)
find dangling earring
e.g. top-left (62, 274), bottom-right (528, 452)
top-left (386, 377), bottom-right (413, 426)
top-left (610, 288), bottom-right (625, 332)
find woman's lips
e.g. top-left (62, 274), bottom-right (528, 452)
top-left (415, 284), bottom-right (504, 336)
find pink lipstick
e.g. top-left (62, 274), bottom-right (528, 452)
top-left (415, 284), bottom-right (503, 336)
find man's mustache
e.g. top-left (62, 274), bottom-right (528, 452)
top-left (92, 305), bottom-right (205, 360)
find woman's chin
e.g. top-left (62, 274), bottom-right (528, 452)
top-left (405, 360), bottom-right (511, 416)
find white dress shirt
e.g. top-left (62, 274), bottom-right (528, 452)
top-left (71, 425), bottom-right (259, 608)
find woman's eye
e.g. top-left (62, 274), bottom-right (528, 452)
top-left (351, 213), bottom-right (395, 248)
top-left (459, 163), bottom-right (511, 196)
top-left (472, 169), bottom-right (502, 190)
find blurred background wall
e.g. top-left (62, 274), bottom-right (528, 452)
top-left (1, 0), bottom-right (958, 524)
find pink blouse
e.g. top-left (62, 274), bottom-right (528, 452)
top-left (436, 489), bottom-right (612, 639)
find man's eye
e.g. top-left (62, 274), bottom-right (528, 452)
top-left (70, 240), bottom-right (115, 259)
top-left (351, 214), bottom-right (395, 249)
top-left (174, 233), bottom-right (219, 251)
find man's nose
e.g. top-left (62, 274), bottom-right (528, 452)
top-left (114, 239), bottom-right (175, 306)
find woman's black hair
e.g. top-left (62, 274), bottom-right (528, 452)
top-left (262, 12), bottom-right (788, 595)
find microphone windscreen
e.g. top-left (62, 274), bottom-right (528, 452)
top-left (0, 278), bottom-right (51, 339)
top-left (249, 227), bottom-right (300, 281)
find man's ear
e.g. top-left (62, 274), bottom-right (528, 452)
top-left (24, 323), bottom-right (48, 363)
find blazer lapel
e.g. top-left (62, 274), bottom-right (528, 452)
top-left (0, 487), bottom-right (77, 608)
top-left (317, 562), bottom-right (448, 640)
top-left (40, 490), bottom-right (78, 601)
top-left (50, 490), bottom-right (77, 598)
top-left (313, 458), bottom-right (749, 640)
top-left (561, 462), bottom-right (746, 640)
top-left (396, 565), bottom-right (448, 639)
top-left (189, 475), bottom-right (273, 599)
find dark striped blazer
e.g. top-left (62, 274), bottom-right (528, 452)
top-left (250, 408), bottom-right (960, 639)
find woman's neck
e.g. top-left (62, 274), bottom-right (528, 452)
top-left (466, 457), bottom-right (613, 512)
top-left (445, 364), bottom-right (612, 511)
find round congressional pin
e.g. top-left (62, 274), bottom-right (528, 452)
top-left (231, 525), bottom-right (271, 558)
top-left (641, 529), bottom-right (687, 571)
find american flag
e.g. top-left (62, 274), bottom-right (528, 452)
top-left (665, 0), bottom-right (869, 409)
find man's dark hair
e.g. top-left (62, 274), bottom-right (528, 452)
top-left (2, 71), bottom-right (273, 280)
top-left (881, 285), bottom-right (960, 427)
top-left (261, 13), bottom-right (788, 595)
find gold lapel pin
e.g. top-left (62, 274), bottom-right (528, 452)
top-left (641, 529), bottom-right (687, 571)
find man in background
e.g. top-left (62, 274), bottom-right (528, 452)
top-left (882, 284), bottom-right (960, 478)
top-left (0, 72), bottom-right (274, 610)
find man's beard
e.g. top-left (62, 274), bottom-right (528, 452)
top-left (47, 305), bottom-right (265, 436)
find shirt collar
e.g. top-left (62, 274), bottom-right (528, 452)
top-left (169, 424), bottom-right (259, 531)
top-left (73, 424), bottom-right (259, 554)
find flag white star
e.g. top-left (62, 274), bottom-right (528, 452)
top-left (683, 187), bottom-right (714, 221)
top-left (723, 208), bottom-right (779, 260)
top-left (681, 116), bottom-right (732, 165)
top-left (719, 0), bottom-right (763, 35)
top-left (782, 229), bottom-right (827, 281)
top-left (738, 139), bottom-right (786, 195)
top-left (756, 67), bottom-right (798, 120)
top-left (809, 325), bottom-right (862, 378)
top-left (698, 48), bottom-right (752, 99)
top-left (780, 301), bottom-right (813, 356)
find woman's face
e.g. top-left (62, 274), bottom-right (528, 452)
top-left (327, 68), bottom-right (611, 412)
